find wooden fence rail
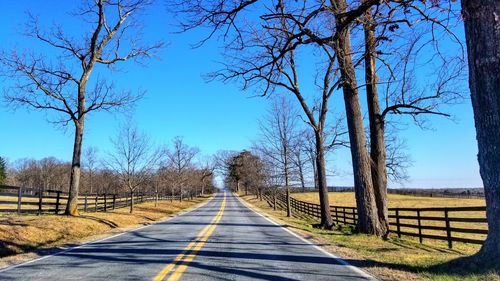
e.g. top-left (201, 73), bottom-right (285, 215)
top-left (0, 185), bottom-right (183, 215)
top-left (262, 192), bottom-right (487, 249)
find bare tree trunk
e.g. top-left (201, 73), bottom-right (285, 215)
top-left (284, 145), bottom-right (291, 217)
top-left (65, 121), bottom-right (84, 216)
top-left (296, 152), bottom-right (306, 192)
top-left (129, 191), bottom-right (134, 213)
top-left (89, 174), bottom-right (93, 195)
top-left (311, 156), bottom-right (318, 190)
top-left (315, 131), bottom-right (333, 228)
top-left (462, 0), bottom-right (500, 262)
top-left (334, 0), bottom-right (381, 235)
top-left (364, 7), bottom-right (389, 237)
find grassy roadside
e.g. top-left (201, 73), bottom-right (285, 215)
top-left (0, 196), bottom-right (211, 266)
top-left (239, 194), bottom-right (499, 281)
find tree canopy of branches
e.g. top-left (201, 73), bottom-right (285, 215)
top-left (107, 123), bottom-right (162, 213)
top-left (0, 0), bottom-right (163, 216)
top-left (7, 157), bottom-right (70, 190)
top-left (4, 142), bottom-right (216, 202)
top-left (253, 95), bottom-right (300, 216)
top-left (83, 146), bottom-right (99, 194)
top-left (165, 136), bottom-right (200, 200)
top-left (171, 0), bottom-right (465, 233)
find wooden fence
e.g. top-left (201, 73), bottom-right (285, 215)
top-left (262, 192), bottom-right (488, 249)
top-left (0, 185), bottom-right (182, 215)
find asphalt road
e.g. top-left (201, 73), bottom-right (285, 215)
top-left (0, 192), bottom-right (374, 280)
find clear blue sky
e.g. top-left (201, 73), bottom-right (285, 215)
top-left (0, 1), bottom-right (482, 188)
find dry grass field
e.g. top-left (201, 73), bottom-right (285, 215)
top-left (0, 196), bottom-right (210, 262)
top-left (241, 194), bottom-right (498, 281)
top-left (292, 192), bottom-right (486, 208)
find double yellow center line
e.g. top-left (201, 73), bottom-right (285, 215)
top-left (153, 193), bottom-right (227, 281)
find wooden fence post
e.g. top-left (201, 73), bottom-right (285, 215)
top-left (95, 195), bottom-right (98, 212)
top-left (17, 187), bottom-right (22, 214)
top-left (104, 194), bottom-right (107, 212)
top-left (417, 210), bottom-right (423, 243)
top-left (445, 209), bottom-right (452, 249)
top-left (55, 191), bottom-right (61, 214)
top-left (113, 194), bottom-right (116, 210)
top-left (84, 195), bottom-right (88, 212)
top-left (396, 209), bottom-right (401, 238)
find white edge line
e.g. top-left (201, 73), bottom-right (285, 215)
top-left (0, 196), bottom-right (214, 274)
top-left (235, 194), bottom-right (377, 281)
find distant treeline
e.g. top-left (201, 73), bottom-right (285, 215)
top-left (291, 186), bottom-right (485, 199)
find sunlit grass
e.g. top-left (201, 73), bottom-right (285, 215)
top-left (292, 192), bottom-right (486, 208)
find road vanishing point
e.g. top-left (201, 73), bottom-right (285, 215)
top-left (0, 192), bottom-right (375, 280)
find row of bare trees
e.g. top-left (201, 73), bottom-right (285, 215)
top-left (0, 0), bottom-right (497, 261)
top-left (170, 0), bottom-right (498, 261)
top-left (170, 0), bottom-right (466, 235)
top-left (3, 130), bottom-right (216, 213)
top-left (6, 157), bottom-right (71, 191)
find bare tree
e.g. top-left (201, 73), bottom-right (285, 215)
top-left (290, 141), bottom-right (309, 192)
top-left (165, 137), bottom-right (199, 201)
top-left (198, 156), bottom-right (216, 196)
top-left (83, 146), bottom-right (99, 194)
top-left (172, 0), bottom-right (466, 234)
top-left (108, 123), bottom-right (162, 213)
top-left (38, 157), bottom-right (64, 191)
top-left (254, 95), bottom-right (300, 217)
top-left (461, 0), bottom-right (500, 262)
top-left (157, 165), bottom-right (178, 201)
top-left (171, 0), bottom-right (342, 229)
top-left (0, 0), bottom-right (162, 215)
top-left (384, 132), bottom-right (411, 184)
top-left (8, 157), bottom-right (70, 191)
top-left (359, 1), bottom-right (466, 236)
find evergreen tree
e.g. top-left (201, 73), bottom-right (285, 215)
top-left (0, 157), bottom-right (7, 185)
